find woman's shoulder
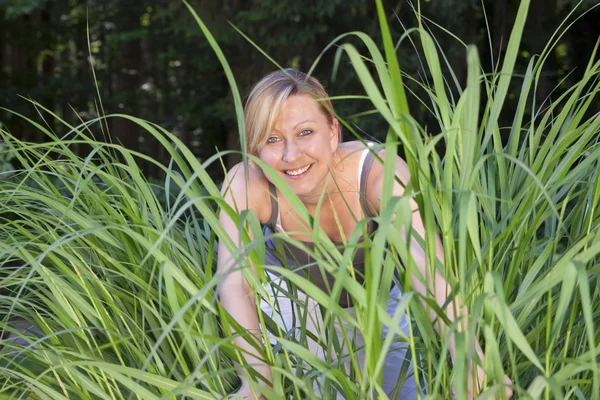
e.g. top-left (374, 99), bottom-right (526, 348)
top-left (336, 140), bottom-right (375, 160)
top-left (335, 140), bottom-right (379, 171)
top-left (338, 140), bottom-right (374, 152)
top-left (221, 161), bottom-right (272, 223)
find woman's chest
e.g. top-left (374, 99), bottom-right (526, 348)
top-left (278, 189), bottom-right (366, 243)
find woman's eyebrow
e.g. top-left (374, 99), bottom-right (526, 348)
top-left (272, 119), bottom-right (316, 133)
top-left (294, 119), bottom-right (315, 127)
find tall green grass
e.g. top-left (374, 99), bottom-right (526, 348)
top-left (0, 0), bottom-right (599, 398)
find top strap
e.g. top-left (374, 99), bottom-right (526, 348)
top-left (266, 181), bottom-right (279, 231)
top-left (359, 147), bottom-right (382, 218)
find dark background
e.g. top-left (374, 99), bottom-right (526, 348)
top-left (1, 0), bottom-right (598, 180)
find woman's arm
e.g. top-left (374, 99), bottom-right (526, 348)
top-left (217, 163), bottom-right (272, 398)
top-left (366, 150), bottom-right (512, 399)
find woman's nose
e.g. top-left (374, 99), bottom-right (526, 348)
top-left (282, 141), bottom-right (301, 163)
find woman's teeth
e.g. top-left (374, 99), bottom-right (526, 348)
top-left (285, 164), bottom-right (311, 176)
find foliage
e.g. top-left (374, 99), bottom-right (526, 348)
top-left (0, 113), bottom-right (235, 398)
top-left (0, 130), bottom-right (15, 178)
top-left (0, 0), bottom-right (599, 399)
top-left (0, 0), bottom-right (52, 19)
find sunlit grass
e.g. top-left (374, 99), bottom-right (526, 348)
top-left (0, 0), bottom-right (599, 398)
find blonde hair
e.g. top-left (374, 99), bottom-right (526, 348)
top-left (244, 69), bottom-right (339, 155)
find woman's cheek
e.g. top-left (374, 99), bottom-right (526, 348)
top-left (259, 149), bottom-right (280, 170)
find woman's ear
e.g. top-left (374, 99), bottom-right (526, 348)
top-left (329, 117), bottom-right (340, 151)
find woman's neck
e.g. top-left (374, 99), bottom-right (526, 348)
top-left (298, 171), bottom-right (346, 209)
top-left (288, 147), bottom-right (347, 206)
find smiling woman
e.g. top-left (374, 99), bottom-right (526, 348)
top-left (216, 69), bottom-right (512, 399)
top-left (258, 94), bottom-right (338, 199)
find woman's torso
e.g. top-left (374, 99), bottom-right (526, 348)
top-left (257, 141), bottom-right (381, 307)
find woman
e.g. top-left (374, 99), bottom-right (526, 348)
top-left (217, 69), bottom-right (512, 399)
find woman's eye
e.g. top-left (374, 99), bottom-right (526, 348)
top-left (299, 129), bottom-right (312, 137)
top-left (266, 136), bottom-right (279, 144)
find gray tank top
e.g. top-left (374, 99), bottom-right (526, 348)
top-left (265, 145), bottom-right (381, 308)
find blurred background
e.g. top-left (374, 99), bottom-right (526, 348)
top-left (0, 0), bottom-right (598, 180)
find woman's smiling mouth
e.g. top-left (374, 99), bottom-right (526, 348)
top-left (285, 164), bottom-right (313, 176)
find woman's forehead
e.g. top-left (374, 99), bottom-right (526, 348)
top-left (276, 94), bottom-right (326, 122)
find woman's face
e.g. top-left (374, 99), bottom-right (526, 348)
top-left (258, 94), bottom-right (339, 199)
